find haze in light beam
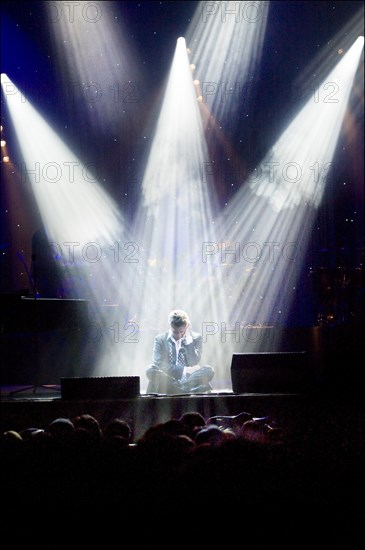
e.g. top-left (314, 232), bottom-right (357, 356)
top-left (109, 37), bottom-right (231, 390)
top-left (203, 36), bottom-right (364, 364)
top-left (185, 1), bottom-right (269, 126)
top-left (47, 0), bottom-right (141, 132)
top-left (1, 74), bottom-right (140, 378)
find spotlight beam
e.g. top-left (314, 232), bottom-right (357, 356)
top-left (207, 36), bottom-right (364, 363)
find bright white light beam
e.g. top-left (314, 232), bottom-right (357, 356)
top-left (124, 37), bottom-right (232, 391)
top-left (1, 74), bottom-right (141, 379)
top-left (185, 1), bottom-right (270, 126)
top-left (203, 36), bottom-right (364, 368)
top-left (46, 0), bottom-right (141, 132)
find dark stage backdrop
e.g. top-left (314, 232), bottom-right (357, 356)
top-left (1, 2), bottom-right (364, 331)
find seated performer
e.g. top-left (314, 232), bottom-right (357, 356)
top-left (146, 309), bottom-right (214, 394)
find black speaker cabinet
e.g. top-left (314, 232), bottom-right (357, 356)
top-left (61, 376), bottom-right (140, 400)
top-left (231, 351), bottom-right (310, 393)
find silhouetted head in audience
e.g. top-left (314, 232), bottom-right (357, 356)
top-left (195, 425), bottom-right (228, 446)
top-left (138, 420), bottom-right (186, 446)
top-left (179, 411), bottom-right (206, 437)
top-left (73, 414), bottom-right (102, 440)
top-left (103, 418), bottom-right (132, 442)
top-left (240, 419), bottom-right (271, 444)
top-left (1, 430), bottom-right (23, 452)
top-left (20, 427), bottom-right (44, 440)
top-left (47, 417), bottom-right (75, 441)
top-left (207, 411), bottom-right (252, 432)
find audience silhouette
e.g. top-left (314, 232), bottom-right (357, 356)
top-left (1, 407), bottom-right (363, 545)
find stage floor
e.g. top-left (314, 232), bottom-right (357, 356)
top-left (2, 384), bottom-right (364, 444)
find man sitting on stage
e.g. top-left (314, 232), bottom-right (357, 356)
top-left (146, 309), bottom-right (214, 394)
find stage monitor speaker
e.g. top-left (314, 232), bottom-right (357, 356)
top-left (231, 351), bottom-right (310, 393)
top-left (61, 376), bottom-right (140, 400)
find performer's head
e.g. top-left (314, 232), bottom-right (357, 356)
top-left (168, 309), bottom-right (190, 340)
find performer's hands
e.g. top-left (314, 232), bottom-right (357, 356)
top-left (184, 324), bottom-right (193, 345)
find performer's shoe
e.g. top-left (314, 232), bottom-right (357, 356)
top-left (146, 381), bottom-right (159, 394)
top-left (189, 383), bottom-right (213, 394)
top-left (167, 380), bottom-right (187, 394)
